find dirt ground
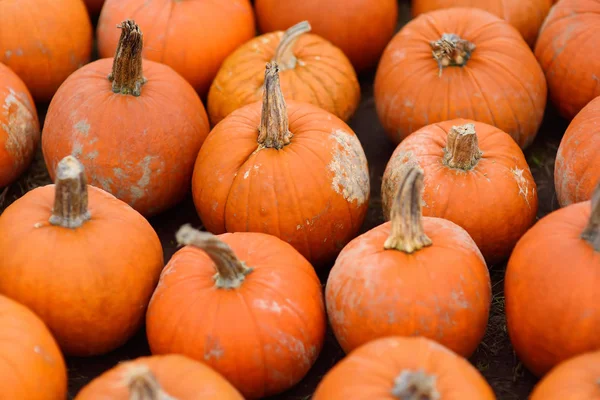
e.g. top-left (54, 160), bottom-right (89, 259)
top-left (0, 2), bottom-right (569, 399)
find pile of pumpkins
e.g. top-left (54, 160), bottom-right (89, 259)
top-left (0, 0), bottom-right (598, 399)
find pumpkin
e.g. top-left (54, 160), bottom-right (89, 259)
top-left (146, 225), bottom-right (326, 399)
top-left (1, 294), bottom-right (67, 400)
top-left (254, 0), bottom-right (398, 72)
top-left (208, 21), bottom-right (360, 126)
top-left (313, 336), bottom-right (495, 400)
top-left (97, 0), bottom-right (255, 96)
top-left (0, 0), bottom-right (92, 103)
top-left (535, 0), bottom-right (600, 120)
top-left (42, 20), bottom-right (210, 217)
top-left (555, 95), bottom-right (600, 207)
top-left (374, 7), bottom-right (547, 149)
top-left (530, 350), bottom-right (600, 400)
top-left (193, 62), bottom-right (369, 267)
top-left (75, 354), bottom-right (243, 399)
top-left (381, 120), bottom-right (538, 265)
top-left (0, 62), bottom-right (40, 188)
top-left (326, 166), bottom-right (491, 357)
top-left (505, 181), bottom-right (600, 377)
top-left (84, 0), bottom-right (105, 15)
top-left (411, 0), bottom-right (552, 47)
top-left (0, 155), bottom-right (164, 356)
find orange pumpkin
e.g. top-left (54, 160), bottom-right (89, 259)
top-left (374, 7), bottom-right (547, 148)
top-left (193, 62), bottom-right (369, 267)
top-left (42, 20), bottom-right (210, 217)
top-left (0, 155), bottom-right (164, 356)
top-left (208, 21), bottom-right (360, 126)
top-left (97, 0), bottom-right (255, 96)
top-left (326, 166), bottom-right (491, 357)
top-left (75, 354), bottom-right (243, 399)
top-left (313, 336), bottom-right (495, 400)
top-left (535, 0), bottom-right (600, 120)
top-left (381, 120), bottom-right (538, 265)
top-left (412, 0), bottom-right (552, 47)
top-left (0, 0), bottom-right (92, 103)
top-left (505, 181), bottom-right (600, 377)
top-left (84, 0), bottom-right (105, 15)
top-left (1, 294), bottom-right (67, 400)
top-left (530, 350), bottom-right (600, 400)
top-left (0, 62), bottom-right (40, 187)
top-left (146, 225), bottom-right (326, 399)
top-left (254, 0), bottom-right (398, 72)
top-left (555, 95), bottom-right (600, 207)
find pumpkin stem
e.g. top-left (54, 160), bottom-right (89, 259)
top-left (49, 155), bottom-right (91, 228)
top-left (123, 364), bottom-right (178, 400)
top-left (384, 166), bottom-right (433, 253)
top-left (272, 21), bottom-right (312, 70)
top-left (108, 19), bottom-right (147, 96)
top-left (581, 181), bottom-right (600, 251)
top-left (391, 370), bottom-right (441, 400)
top-left (430, 33), bottom-right (476, 77)
top-left (442, 123), bottom-right (483, 170)
top-left (176, 224), bottom-right (253, 289)
top-left (258, 62), bottom-right (293, 150)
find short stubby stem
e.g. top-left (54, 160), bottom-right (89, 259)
top-left (384, 166), bottom-right (433, 253)
top-left (582, 181), bottom-right (600, 251)
top-left (391, 369), bottom-right (440, 400)
top-left (49, 156), bottom-right (91, 228)
top-left (257, 62), bottom-right (293, 150)
top-left (124, 364), bottom-right (178, 400)
top-left (430, 33), bottom-right (476, 77)
top-left (272, 21), bottom-right (312, 70)
top-left (108, 19), bottom-right (147, 96)
top-left (176, 224), bottom-right (253, 289)
top-left (443, 123), bottom-right (483, 170)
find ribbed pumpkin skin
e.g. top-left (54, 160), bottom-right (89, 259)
top-left (535, 0), bottom-right (600, 120)
top-left (555, 93), bottom-right (600, 207)
top-left (254, 0), bottom-right (398, 72)
top-left (97, 0), bottom-right (256, 96)
top-left (208, 31), bottom-right (360, 126)
top-left (530, 351), bottom-right (600, 400)
top-left (0, 63), bottom-right (40, 187)
top-left (75, 355), bottom-right (243, 400)
top-left (313, 337), bottom-right (495, 400)
top-left (0, 0), bottom-right (92, 103)
top-left (374, 8), bottom-right (547, 149)
top-left (412, 0), bottom-right (552, 47)
top-left (0, 294), bottom-right (67, 400)
top-left (505, 200), bottom-right (600, 377)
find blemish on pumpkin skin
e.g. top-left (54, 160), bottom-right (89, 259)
top-left (328, 129), bottom-right (369, 205)
top-left (204, 336), bottom-right (225, 361)
top-left (2, 88), bottom-right (37, 167)
top-left (86, 150), bottom-right (99, 160)
top-left (74, 119), bottom-right (90, 136)
top-left (33, 345), bottom-right (56, 364)
top-left (511, 166), bottom-right (534, 208)
top-left (254, 299), bottom-right (283, 314)
top-left (130, 155), bottom-right (157, 202)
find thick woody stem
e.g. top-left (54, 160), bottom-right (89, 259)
top-left (49, 156), bottom-right (91, 228)
top-left (430, 33), bottom-right (476, 77)
top-left (124, 364), bottom-right (178, 400)
top-left (391, 370), bottom-right (441, 400)
top-left (384, 166), bottom-right (433, 253)
top-left (272, 21), bottom-right (312, 70)
top-left (108, 20), bottom-right (147, 96)
top-left (257, 62), bottom-right (292, 150)
top-left (443, 123), bottom-right (483, 170)
top-left (176, 224), bottom-right (253, 289)
top-left (581, 182), bottom-right (600, 251)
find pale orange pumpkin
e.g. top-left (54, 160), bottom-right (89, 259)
top-left (505, 181), bottom-right (600, 376)
top-left (326, 166), bottom-right (491, 357)
top-left (313, 336), bottom-right (495, 400)
top-left (146, 225), bottom-right (326, 399)
top-left (0, 156), bottom-right (164, 356)
top-left (75, 354), bottom-right (243, 400)
top-left (0, 62), bottom-right (40, 187)
top-left (1, 294), bottom-right (67, 400)
top-left (381, 119), bottom-right (538, 265)
top-left (208, 21), bottom-right (360, 126)
top-left (193, 62), bottom-right (369, 267)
